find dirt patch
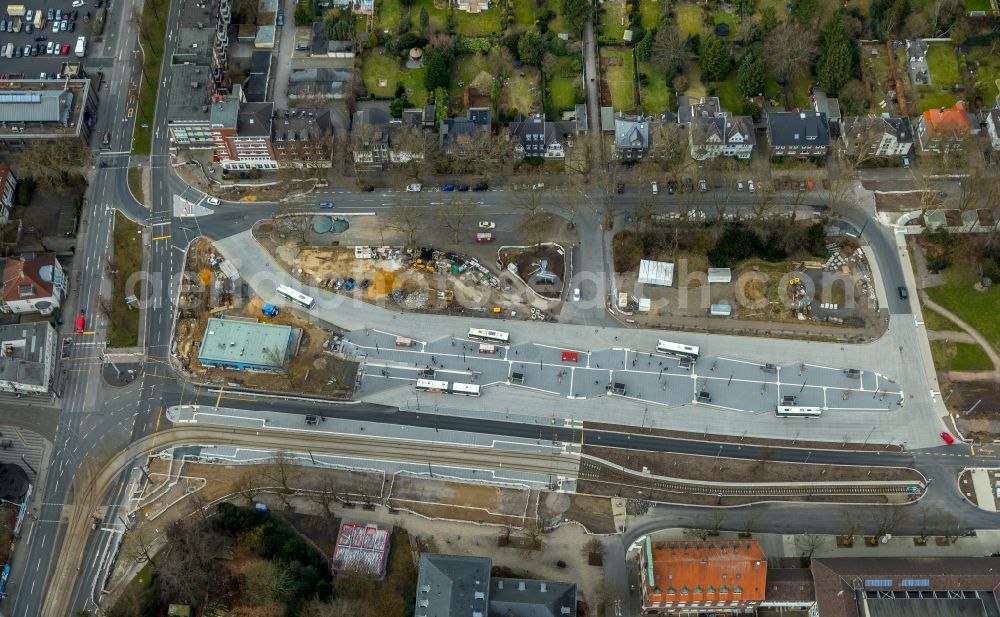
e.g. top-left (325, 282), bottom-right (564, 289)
top-left (576, 479), bottom-right (903, 506)
top-left (948, 380), bottom-right (1000, 441)
top-left (538, 492), bottom-right (615, 535)
top-left (173, 238), bottom-right (357, 395)
top-left (499, 243), bottom-right (566, 300)
top-left (874, 192), bottom-right (936, 212)
top-left (584, 421), bottom-right (904, 452)
top-left (583, 445), bottom-right (922, 484)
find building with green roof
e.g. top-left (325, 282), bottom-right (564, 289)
top-left (197, 317), bottom-right (300, 372)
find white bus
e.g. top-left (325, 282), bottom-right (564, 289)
top-left (775, 406), bottom-right (823, 418)
top-left (655, 340), bottom-right (700, 360)
top-left (416, 379), bottom-right (449, 393)
top-left (467, 328), bottom-right (510, 344)
top-left (449, 382), bottom-right (481, 397)
top-left (276, 284), bottom-right (315, 308)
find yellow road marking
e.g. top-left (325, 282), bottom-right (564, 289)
top-left (151, 234), bottom-right (172, 241)
top-left (215, 385), bottom-right (224, 408)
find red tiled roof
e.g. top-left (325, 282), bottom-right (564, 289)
top-left (921, 101), bottom-right (972, 137)
top-left (643, 539), bottom-right (767, 605)
top-left (1, 254), bottom-right (56, 303)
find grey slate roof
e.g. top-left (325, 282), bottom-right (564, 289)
top-left (574, 104), bottom-right (588, 133)
top-left (0, 90), bottom-right (67, 123)
top-left (439, 107), bottom-right (491, 149)
top-left (416, 554), bottom-right (491, 617)
top-left (237, 102), bottom-right (274, 137)
top-left (766, 111), bottom-right (830, 147)
top-left (489, 578), bottom-right (576, 617)
top-left (841, 114), bottom-right (913, 146)
top-left (209, 85), bottom-right (242, 130)
top-left (0, 321), bottom-right (54, 390)
top-left (166, 65), bottom-right (213, 122)
top-left (614, 117), bottom-right (649, 149)
top-left (677, 95), bottom-right (721, 126)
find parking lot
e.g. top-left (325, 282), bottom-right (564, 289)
top-left (0, 0), bottom-right (95, 79)
top-left (342, 329), bottom-right (905, 416)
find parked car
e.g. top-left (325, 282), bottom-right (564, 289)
top-left (457, 184), bottom-right (469, 191)
top-left (405, 183), bottom-right (421, 192)
top-left (359, 278), bottom-right (371, 289)
top-left (473, 181), bottom-right (488, 191)
top-left (441, 183), bottom-right (455, 191)
top-left (61, 43), bottom-right (71, 54)
top-left (798, 180), bottom-right (806, 192)
top-left (478, 220), bottom-right (495, 229)
top-left (14, 47), bottom-right (21, 58)
top-left (940, 431), bottom-right (954, 445)
top-left (206, 197), bottom-right (221, 205)
top-left (47, 9), bottom-right (54, 20)
top-left (51, 20), bottom-right (59, 32)
top-left (902, 157), bottom-right (910, 169)
top-left (60, 20), bottom-right (68, 31)
top-left (699, 179), bottom-right (708, 192)
top-left (737, 181), bottom-right (744, 192)
top-left (333, 278), bottom-right (344, 290)
top-left (35, 35), bottom-right (46, 41)
top-left (572, 288), bottom-right (581, 302)
top-left (651, 181), bottom-right (658, 195)
top-left (532, 182), bottom-right (545, 190)
top-left (344, 278), bottom-right (356, 291)
top-left (55, 9), bottom-right (62, 19)
top-left (748, 180), bottom-right (755, 193)
top-left (68, 21), bottom-right (75, 31)
top-left (318, 201), bottom-right (333, 208)
top-left (72, 0), bottom-right (85, 7)
top-left (615, 182), bottom-right (624, 194)
top-left (22, 45), bottom-right (31, 56)
top-left (360, 183), bottom-right (374, 192)
top-left (276, 13), bottom-right (283, 25)
top-left (46, 41), bottom-right (54, 54)
top-left (667, 181), bottom-right (675, 195)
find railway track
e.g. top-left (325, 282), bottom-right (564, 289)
top-left (578, 459), bottom-right (922, 497)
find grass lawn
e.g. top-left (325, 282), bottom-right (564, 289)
top-left (603, 48), bottom-right (635, 111)
top-left (599, 0), bottom-right (627, 40)
top-left (790, 73), bottom-right (812, 109)
top-left (127, 167), bottom-right (144, 205)
top-left (756, 0), bottom-right (789, 22)
top-left (133, 0), bottom-right (168, 155)
top-left (675, 3), bottom-right (704, 37)
top-left (715, 76), bottom-right (743, 115)
top-left (511, 0), bottom-right (567, 31)
top-left (362, 53), bottom-right (401, 98)
top-left (398, 67), bottom-right (429, 106)
top-left (450, 53), bottom-right (491, 108)
top-left (681, 59), bottom-right (708, 96)
top-left (454, 7), bottom-right (502, 35)
top-left (505, 67), bottom-right (542, 115)
top-left (109, 211), bottom-right (141, 348)
top-left (969, 45), bottom-right (1000, 105)
top-left (922, 307), bottom-right (962, 332)
top-left (548, 56), bottom-right (580, 114)
top-left (962, 0), bottom-right (992, 10)
top-left (638, 61), bottom-right (670, 113)
top-left (916, 89), bottom-right (958, 112)
top-left (926, 266), bottom-right (1000, 356)
top-left (377, 0), bottom-right (448, 34)
top-left (927, 43), bottom-right (960, 87)
top-left (639, 0), bottom-right (660, 29)
top-left (930, 340), bottom-right (994, 372)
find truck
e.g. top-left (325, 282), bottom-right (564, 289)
top-left (32, 10), bottom-right (43, 29)
top-left (261, 303), bottom-right (279, 318)
top-left (74, 36), bottom-right (85, 57)
top-left (11, 16), bottom-right (21, 32)
top-left (6, 4), bottom-right (25, 16)
top-left (4, 43), bottom-right (12, 59)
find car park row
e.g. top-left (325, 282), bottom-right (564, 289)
top-left (0, 4), bottom-right (87, 59)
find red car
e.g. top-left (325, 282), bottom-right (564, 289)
top-left (940, 431), bottom-right (955, 445)
top-left (74, 310), bottom-right (86, 334)
top-left (561, 351), bottom-right (579, 363)
top-left (61, 43), bottom-right (70, 55)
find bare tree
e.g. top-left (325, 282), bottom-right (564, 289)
top-left (519, 519), bottom-right (545, 555)
top-left (242, 560), bottom-right (294, 605)
top-left (870, 504), bottom-right (908, 539)
top-left (839, 508), bottom-right (861, 545)
top-left (14, 139), bottom-right (92, 188)
top-left (795, 534), bottom-right (826, 563)
top-left (583, 537), bottom-right (604, 558)
top-left (155, 518), bottom-right (225, 606)
top-left (648, 122), bottom-right (687, 171)
top-left (650, 25), bottom-right (686, 80)
top-left (126, 528), bottom-right (159, 568)
top-left (232, 469), bottom-right (265, 505)
top-left (385, 198), bottom-right (426, 245)
top-left (510, 186), bottom-right (547, 246)
top-left (436, 200), bottom-right (474, 244)
top-left (262, 451), bottom-right (301, 503)
top-left (762, 22), bottom-right (818, 86)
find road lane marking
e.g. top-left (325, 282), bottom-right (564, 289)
top-left (151, 235), bottom-right (172, 241)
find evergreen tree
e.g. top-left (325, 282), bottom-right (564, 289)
top-left (559, 0), bottom-right (592, 34)
top-left (699, 36), bottom-right (731, 82)
top-left (424, 45), bottom-right (454, 91)
top-left (737, 49), bottom-right (766, 97)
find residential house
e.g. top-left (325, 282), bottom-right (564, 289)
top-left (637, 537), bottom-right (767, 614)
top-left (220, 101), bottom-right (277, 171)
top-left (508, 115), bottom-right (566, 159)
top-left (765, 111), bottom-right (831, 158)
top-left (914, 100), bottom-right (978, 154)
top-left (689, 114), bottom-right (755, 160)
top-left (0, 322), bottom-right (58, 395)
top-left (351, 108), bottom-right (391, 169)
top-left (452, 0), bottom-right (489, 13)
top-left (439, 107), bottom-right (492, 155)
top-left (415, 554), bottom-right (576, 617)
top-left (983, 108), bottom-right (1000, 151)
top-left (677, 96), bottom-right (722, 128)
top-left (906, 39), bottom-right (929, 85)
top-left (271, 109), bottom-right (334, 168)
top-left (0, 164), bottom-right (16, 225)
top-left (840, 114), bottom-right (914, 158)
top-left (813, 89), bottom-right (842, 136)
top-left (0, 254), bottom-right (66, 316)
top-left (613, 115), bottom-right (650, 161)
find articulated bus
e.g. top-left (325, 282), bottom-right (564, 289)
top-left (276, 284), bottom-right (315, 309)
top-left (467, 328), bottom-right (510, 344)
top-left (654, 340), bottom-right (700, 360)
top-left (775, 406), bottom-right (823, 418)
top-left (415, 379), bottom-right (449, 393)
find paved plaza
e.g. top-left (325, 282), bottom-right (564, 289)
top-left (343, 328), bottom-right (904, 416)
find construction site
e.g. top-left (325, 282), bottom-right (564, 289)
top-left (253, 216), bottom-right (558, 319)
top-left (172, 239), bottom-right (358, 395)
